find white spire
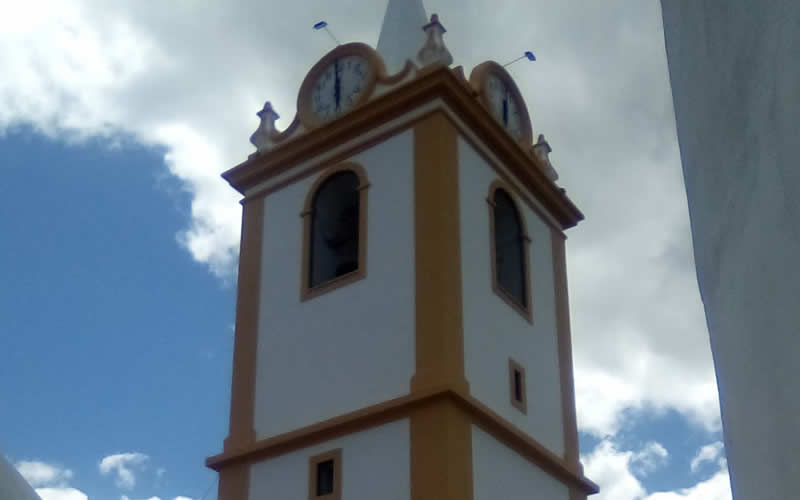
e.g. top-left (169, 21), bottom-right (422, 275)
top-left (376, 0), bottom-right (428, 75)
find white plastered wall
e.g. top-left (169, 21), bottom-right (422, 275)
top-left (472, 425), bottom-right (569, 500)
top-left (253, 130), bottom-right (415, 439)
top-left (459, 136), bottom-right (565, 456)
top-left (661, 2), bottom-right (800, 498)
top-left (249, 419), bottom-right (410, 500)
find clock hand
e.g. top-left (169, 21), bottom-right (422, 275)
top-left (502, 91), bottom-right (509, 126)
top-left (334, 59), bottom-right (341, 111)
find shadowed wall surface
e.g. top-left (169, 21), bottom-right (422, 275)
top-left (661, 2), bottom-right (800, 499)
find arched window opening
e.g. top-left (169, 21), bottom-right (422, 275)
top-left (492, 188), bottom-right (528, 310)
top-left (309, 171), bottom-right (361, 288)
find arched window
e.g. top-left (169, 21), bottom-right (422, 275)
top-left (301, 164), bottom-right (369, 300)
top-left (489, 182), bottom-right (531, 320)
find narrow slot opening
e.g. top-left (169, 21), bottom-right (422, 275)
top-left (316, 460), bottom-right (334, 496)
top-left (514, 369), bottom-right (523, 402)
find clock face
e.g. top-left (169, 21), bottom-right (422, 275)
top-left (311, 55), bottom-right (370, 121)
top-left (486, 74), bottom-right (525, 140)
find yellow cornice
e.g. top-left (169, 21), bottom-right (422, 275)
top-left (205, 385), bottom-right (599, 495)
top-left (223, 66), bottom-right (584, 230)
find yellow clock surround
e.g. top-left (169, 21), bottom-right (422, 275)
top-left (469, 61), bottom-right (534, 147)
top-left (297, 43), bottom-right (387, 130)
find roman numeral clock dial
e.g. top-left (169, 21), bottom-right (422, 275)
top-left (311, 56), bottom-right (369, 120)
top-left (298, 43), bottom-right (384, 129)
top-left (470, 61), bottom-right (534, 146)
top-left (487, 75), bottom-right (524, 140)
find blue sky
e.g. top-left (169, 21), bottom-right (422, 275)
top-left (1, 129), bottom-right (231, 500)
top-left (0, 131), bottom-right (728, 500)
top-left (0, 1), bottom-right (732, 499)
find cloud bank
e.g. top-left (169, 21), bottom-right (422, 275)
top-left (15, 461), bottom-right (74, 488)
top-left (1, 0), bottom-right (723, 478)
top-left (13, 459), bottom-right (88, 500)
top-left (583, 441), bottom-right (731, 500)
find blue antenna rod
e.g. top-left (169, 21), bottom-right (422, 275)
top-left (503, 50), bottom-right (537, 68)
top-left (313, 21), bottom-right (341, 46)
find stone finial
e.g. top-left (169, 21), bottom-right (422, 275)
top-left (533, 134), bottom-right (559, 182)
top-left (250, 101), bottom-right (280, 154)
top-left (416, 14), bottom-right (453, 68)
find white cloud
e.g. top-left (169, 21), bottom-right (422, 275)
top-left (174, 497), bottom-right (193, 500)
top-left (35, 488), bottom-right (88, 500)
top-left (689, 442), bottom-right (725, 473)
top-left (13, 459), bottom-right (86, 500)
top-left (99, 452), bottom-right (149, 490)
top-left (631, 442), bottom-right (669, 476)
top-left (583, 441), bottom-right (647, 500)
top-left (15, 461), bottom-right (73, 488)
top-left (0, 0), bottom-right (723, 433)
top-left (583, 440), bottom-right (731, 500)
top-left (644, 471), bottom-right (732, 500)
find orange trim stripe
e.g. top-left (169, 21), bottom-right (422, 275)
top-left (206, 386), bottom-right (598, 495)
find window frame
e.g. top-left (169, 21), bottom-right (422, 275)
top-left (300, 162), bottom-right (370, 302)
top-left (508, 358), bottom-right (528, 414)
top-left (308, 448), bottom-right (343, 500)
top-left (487, 180), bottom-right (533, 322)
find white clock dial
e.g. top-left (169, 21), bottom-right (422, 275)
top-left (486, 74), bottom-right (524, 140)
top-left (311, 55), bottom-right (369, 121)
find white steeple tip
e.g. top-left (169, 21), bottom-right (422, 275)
top-left (416, 14), bottom-right (453, 68)
top-left (377, 0), bottom-right (428, 75)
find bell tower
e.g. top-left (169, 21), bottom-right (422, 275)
top-left (206, 1), bottom-right (598, 499)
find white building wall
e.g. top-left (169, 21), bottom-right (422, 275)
top-left (661, 3), bottom-right (800, 499)
top-left (0, 455), bottom-right (41, 500)
top-left (249, 419), bottom-right (410, 500)
top-left (459, 137), bottom-right (565, 456)
top-left (472, 425), bottom-right (569, 500)
top-left (253, 131), bottom-right (415, 439)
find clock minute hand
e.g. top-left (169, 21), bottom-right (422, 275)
top-left (334, 60), bottom-right (341, 111)
top-left (502, 91), bottom-right (509, 126)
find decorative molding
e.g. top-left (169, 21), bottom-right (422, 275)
top-left (411, 112), bottom-right (472, 500)
top-left (217, 462), bottom-right (249, 500)
top-left (454, 391), bottom-right (597, 495)
top-left (533, 134), bottom-right (559, 182)
top-left (224, 67), bottom-right (583, 230)
top-left (416, 14), bottom-right (453, 68)
top-left (250, 101), bottom-right (281, 154)
top-left (205, 386), bottom-right (599, 495)
top-left (411, 113), bottom-right (469, 393)
top-left (223, 197), bottom-right (264, 452)
top-left (552, 228), bottom-right (582, 468)
top-left (215, 173), bottom-right (263, 500)
top-left (207, 389), bottom-right (442, 469)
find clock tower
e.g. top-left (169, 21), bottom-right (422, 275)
top-left (206, 2), bottom-right (598, 500)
